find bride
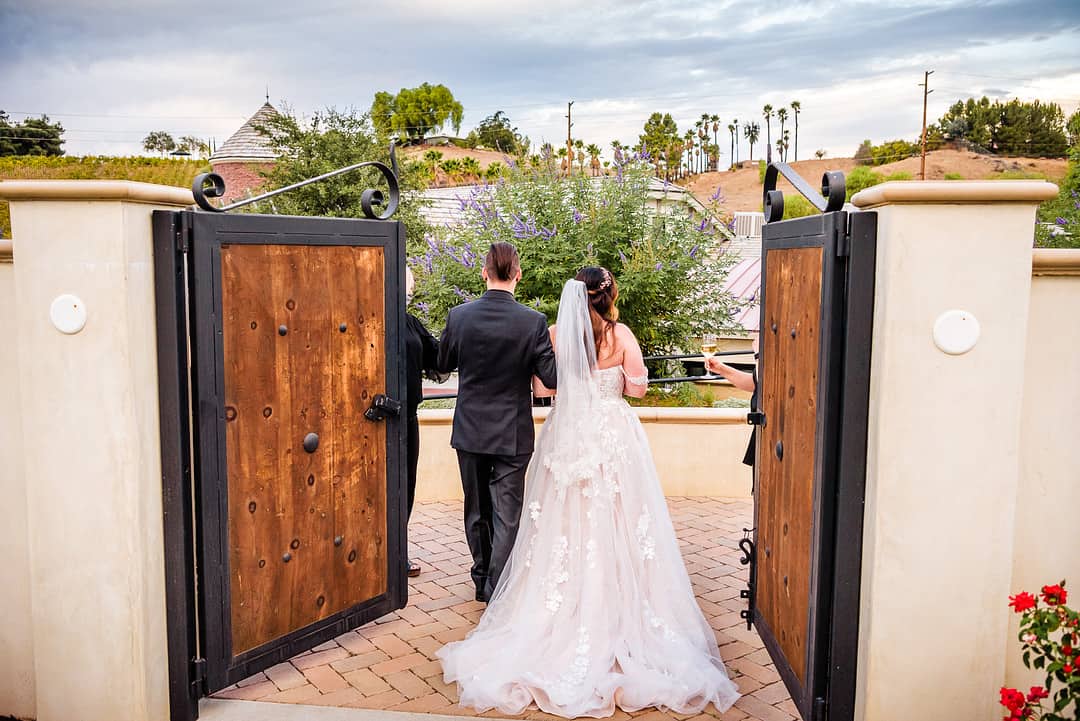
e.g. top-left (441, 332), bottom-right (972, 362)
top-left (437, 267), bottom-right (740, 718)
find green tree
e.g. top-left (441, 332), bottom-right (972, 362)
top-left (710, 114), bottom-right (720, 170)
top-left (467, 110), bottom-right (525, 154)
top-left (142, 130), bottom-right (176, 157)
top-left (727, 123), bottom-right (736, 170)
top-left (0, 112), bottom-right (66, 156)
top-left (638, 112), bottom-right (682, 177)
top-left (423, 149), bottom-right (444, 184)
top-left (177, 135), bottom-right (209, 158)
top-left (368, 83), bottom-right (464, 142)
top-left (1067, 109), bottom-right (1080, 149)
top-left (252, 106), bottom-right (429, 248)
top-left (936, 96), bottom-right (1068, 157)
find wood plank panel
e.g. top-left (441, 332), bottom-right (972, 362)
top-left (757, 245), bottom-right (823, 685)
top-left (221, 244), bottom-right (334, 654)
top-left (328, 246), bottom-right (388, 615)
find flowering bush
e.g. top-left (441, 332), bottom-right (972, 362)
top-left (1000, 581), bottom-right (1078, 720)
top-left (408, 149), bottom-right (743, 357)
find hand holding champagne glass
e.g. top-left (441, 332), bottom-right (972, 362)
top-left (701, 333), bottom-right (718, 378)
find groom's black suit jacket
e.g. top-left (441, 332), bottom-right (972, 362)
top-left (437, 290), bottom-right (557, 456)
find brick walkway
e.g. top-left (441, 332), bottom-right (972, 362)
top-left (215, 498), bottom-right (796, 721)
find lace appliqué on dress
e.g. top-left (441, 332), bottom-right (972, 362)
top-left (636, 508), bottom-right (656, 561)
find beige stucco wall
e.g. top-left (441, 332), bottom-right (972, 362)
top-left (0, 242), bottom-right (36, 720)
top-left (850, 181), bottom-right (1057, 721)
top-left (415, 407), bottom-right (753, 502)
top-left (0, 181), bottom-right (191, 721)
top-left (1007, 250), bottom-right (1080, 691)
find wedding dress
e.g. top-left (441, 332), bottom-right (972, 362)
top-left (437, 280), bottom-right (740, 718)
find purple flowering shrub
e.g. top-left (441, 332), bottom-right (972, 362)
top-left (1036, 147), bottom-right (1080, 248)
top-left (409, 151), bottom-right (743, 356)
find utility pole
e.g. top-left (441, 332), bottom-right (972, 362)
top-left (566, 101), bottom-right (574, 176)
top-left (919, 70), bottom-right (934, 180)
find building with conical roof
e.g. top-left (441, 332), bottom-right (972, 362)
top-left (210, 102), bottom-right (281, 202)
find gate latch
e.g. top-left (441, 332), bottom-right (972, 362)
top-left (747, 411), bottom-right (766, 427)
top-left (365, 394), bottom-right (402, 422)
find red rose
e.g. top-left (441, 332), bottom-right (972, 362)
top-left (1000, 687), bottom-right (1026, 712)
top-left (1009, 592), bottom-right (1037, 613)
top-left (1064, 645), bottom-right (1074, 655)
top-left (1040, 584), bottom-right (1067, 606)
top-left (1065, 664), bottom-right (1074, 674)
top-left (1027, 686), bottom-right (1048, 702)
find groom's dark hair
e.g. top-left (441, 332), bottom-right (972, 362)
top-left (485, 242), bottom-right (520, 281)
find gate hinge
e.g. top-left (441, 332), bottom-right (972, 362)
top-left (747, 411), bottom-right (766, 427)
top-left (190, 657), bottom-right (207, 695)
top-left (812, 696), bottom-right (827, 721)
top-left (176, 215), bottom-right (192, 254)
top-left (836, 225), bottom-right (850, 258)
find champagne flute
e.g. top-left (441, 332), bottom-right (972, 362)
top-left (701, 333), bottom-right (718, 378)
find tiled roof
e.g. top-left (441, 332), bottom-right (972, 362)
top-left (722, 255), bottom-right (761, 332)
top-left (211, 103), bottom-right (280, 163)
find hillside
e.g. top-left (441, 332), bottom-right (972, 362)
top-left (685, 149), bottom-right (1069, 215)
top-left (0, 156), bottom-right (209, 236)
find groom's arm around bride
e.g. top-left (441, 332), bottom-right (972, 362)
top-left (435, 242), bottom-right (556, 601)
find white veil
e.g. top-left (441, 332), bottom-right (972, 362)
top-left (542, 279), bottom-right (602, 493)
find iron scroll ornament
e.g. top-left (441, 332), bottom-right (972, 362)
top-left (762, 160), bottom-right (845, 224)
top-left (191, 143), bottom-right (401, 220)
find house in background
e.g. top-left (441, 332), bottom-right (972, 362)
top-left (209, 102), bottom-right (280, 203)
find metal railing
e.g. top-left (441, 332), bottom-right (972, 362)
top-left (420, 349), bottom-right (755, 401)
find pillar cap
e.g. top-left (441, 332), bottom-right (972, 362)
top-left (0, 179), bottom-right (193, 206)
top-left (852, 180), bottom-right (1059, 208)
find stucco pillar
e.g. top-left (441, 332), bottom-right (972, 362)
top-left (849, 181), bottom-right (1058, 720)
top-left (0, 181), bottom-right (192, 721)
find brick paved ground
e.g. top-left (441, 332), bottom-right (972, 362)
top-left (214, 498), bottom-right (796, 721)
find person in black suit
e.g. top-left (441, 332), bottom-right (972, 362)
top-left (437, 242), bottom-right (558, 602)
top-left (403, 267), bottom-right (447, 578)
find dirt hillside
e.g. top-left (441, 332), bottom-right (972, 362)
top-left (684, 149), bottom-right (1069, 214)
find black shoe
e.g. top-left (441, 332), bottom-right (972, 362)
top-left (407, 560), bottom-right (421, 578)
top-left (475, 587), bottom-right (488, 603)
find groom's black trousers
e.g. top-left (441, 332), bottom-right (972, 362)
top-left (455, 450), bottom-right (530, 598)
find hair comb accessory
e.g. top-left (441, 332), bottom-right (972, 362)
top-left (597, 269), bottom-right (613, 291)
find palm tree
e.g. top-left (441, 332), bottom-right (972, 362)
top-left (423, 149), bottom-right (444, 184)
top-left (733, 119), bottom-right (739, 165)
top-left (782, 130), bottom-right (791, 163)
top-left (485, 162), bottom-right (504, 182)
top-left (727, 124), bottom-right (736, 170)
top-left (790, 100), bottom-right (801, 161)
top-left (574, 138), bottom-right (586, 174)
top-left (762, 104), bottom-right (774, 160)
top-left (775, 137), bottom-right (784, 162)
top-left (460, 156), bottom-right (482, 181)
top-left (683, 130), bottom-right (694, 175)
top-left (776, 107), bottom-right (788, 161)
top-left (744, 122), bottom-right (760, 162)
top-left (710, 114), bottom-right (720, 170)
top-left (440, 158), bottom-right (463, 185)
top-left (586, 143), bottom-right (601, 176)
top-left (556, 147), bottom-right (568, 174)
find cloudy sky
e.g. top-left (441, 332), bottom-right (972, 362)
top-left (2, 0), bottom-right (1079, 161)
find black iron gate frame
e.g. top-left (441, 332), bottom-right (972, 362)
top-left (741, 158), bottom-right (876, 721)
top-left (156, 211), bottom-right (409, 719)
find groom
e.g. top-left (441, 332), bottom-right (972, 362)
top-left (437, 242), bottom-right (557, 602)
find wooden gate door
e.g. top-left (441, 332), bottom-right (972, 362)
top-left (155, 210), bottom-right (408, 718)
top-left (748, 207), bottom-right (876, 721)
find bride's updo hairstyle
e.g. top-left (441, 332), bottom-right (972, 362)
top-left (575, 266), bottom-right (619, 356)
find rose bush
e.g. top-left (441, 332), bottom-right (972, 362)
top-left (1001, 581), bottom-right (1078, 720)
